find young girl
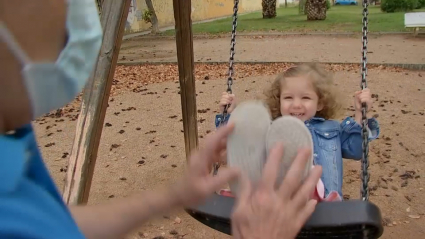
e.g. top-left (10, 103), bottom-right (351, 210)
top-left (215, 63), bottom-right (380, 200)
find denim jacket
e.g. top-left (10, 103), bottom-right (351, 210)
top-left (215, 114), bottom-right (380, 197)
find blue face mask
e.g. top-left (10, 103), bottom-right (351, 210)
top-left (0, 0), bottom-right (102, 119)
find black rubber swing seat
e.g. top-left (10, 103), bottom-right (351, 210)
top-left (185, 193), bottom-right (384, 239)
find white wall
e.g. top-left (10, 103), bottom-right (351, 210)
top-left (278, 0), bottom-right (298, 5)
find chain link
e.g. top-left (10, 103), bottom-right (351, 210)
top-left (360, 0), bottom-right (370, 202)
top-left (223, 0), bottom-right (239, 117)
top-left (213, 0), bottom-right (239, 176)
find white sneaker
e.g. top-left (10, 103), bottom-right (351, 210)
top-left (226, 102), bottom-right (314, 197)
top-left (226, 100), bottom-right (272, 197)
top-left (266, 116), bottom-right (314, 189)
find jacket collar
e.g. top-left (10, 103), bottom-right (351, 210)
top-left (305, 117), bottom-right (326, 124)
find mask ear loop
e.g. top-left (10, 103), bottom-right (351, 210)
top-left (0, 21), bottom-right (31, 65)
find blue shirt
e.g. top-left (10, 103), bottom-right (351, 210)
top-left (0, 124), bottom-right (85, 238)
top-left (215, 114), bottom-right (380, 197)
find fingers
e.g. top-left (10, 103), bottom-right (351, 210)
top-left (261, 143), bottom-right (284, 191)
top-left (354, 89), bottom-right (373, 111)
top-left (355, 89), bottom-right (371, 100)
top-left (291, 166), bottom-right (322, 210)
top-left (238, 172), bottom-right (253, 202)
top-left (220, 150), bottom-right (228, 164)
top-left (189, 123), bottom-right (234, 174)
top-left (219, 92), bottom-right (236, 113)
top-left (202, 123), bottom-right (234, 158)
top-left (295, 199), bottom-right (318, 229)
top-left (355, 88), bottom-right (369, 93)
top-left (220, 99), bottom-right (231, 106)
top-left (355, 89), bottom-right (370, 96)
top-left (278, 148), bottom-right (312, 200)
top-left (206, 167), bottom-right (241, 193)
top-left (358, 90), bottom-right (372, 110)
top-left (219, 92), bottom-right (235, 107)
top-left (220, 92), bottom-right (235, 101)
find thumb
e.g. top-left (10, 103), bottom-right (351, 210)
top-left (206, 168), bottom-right (240, 192)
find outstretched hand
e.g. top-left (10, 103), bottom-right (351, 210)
top-left (231, 144), bottom-right (322, 239)
top-left (172, 123), bottom-right (240, 207)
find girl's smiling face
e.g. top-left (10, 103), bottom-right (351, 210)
top-left (279, 76), bottom-right (323, 122)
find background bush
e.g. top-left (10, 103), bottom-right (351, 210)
top-left (381, 0), bottom-right (419, 12)
top-left (417, 0), bottom-right (425, 8)
top-left (326, 0), bottom-right (331, 9)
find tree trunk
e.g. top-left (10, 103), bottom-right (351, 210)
top-left (299, 0), bottom-right (307, 15)
top-left (262, 0), bottom-right (277, 18)
top-left (145, 0), bottom-right (159, 34)
top-left (285, 0), bottom-right (288, 7)
top-left (304, 0), bottom-right (309, 14)
top-left (306, 0), bottom-right (327, 20)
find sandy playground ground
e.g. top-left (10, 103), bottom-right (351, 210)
top-left (34, 34), bottom-right (425, 239)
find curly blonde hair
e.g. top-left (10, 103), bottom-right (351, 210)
top-left (264, 63), bottom-right (343, 120)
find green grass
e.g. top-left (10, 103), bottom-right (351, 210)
top-left (163, 5), bottom-right (425, 35)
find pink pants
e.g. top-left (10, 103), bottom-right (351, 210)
top-left (311, 178), bottom-right (342, 202)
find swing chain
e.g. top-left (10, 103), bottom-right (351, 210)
top-left (213, 0), bottom-right (239, 176)
top-left (360, 0), bottom-right (370, 202)
top-left (225, 0), bottom-right (239, 109)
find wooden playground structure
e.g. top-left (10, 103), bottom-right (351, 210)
top-left (63, 0), bottom-right (198, 205)
top-left (61, 1), bottom-right (385, 238)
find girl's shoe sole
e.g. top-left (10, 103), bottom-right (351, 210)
top-left (226, 100), bottom-right (272, 197)
top-left (266, 116), bottom-right (314, 188)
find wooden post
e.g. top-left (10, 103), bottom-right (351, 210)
top-left (63, 0), bottom-right (131, 205)
top-left (172, 0), bottom-right (199, 161)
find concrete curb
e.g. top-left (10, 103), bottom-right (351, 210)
top-left (117, 61), bottom-right (425, 71)
top-left (123, 31), bottom-right (418, 41)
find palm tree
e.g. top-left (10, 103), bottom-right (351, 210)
top-left (305, 0), bottom-right (327, 20)
top-left (262, 0), bottom-right (277, 19)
